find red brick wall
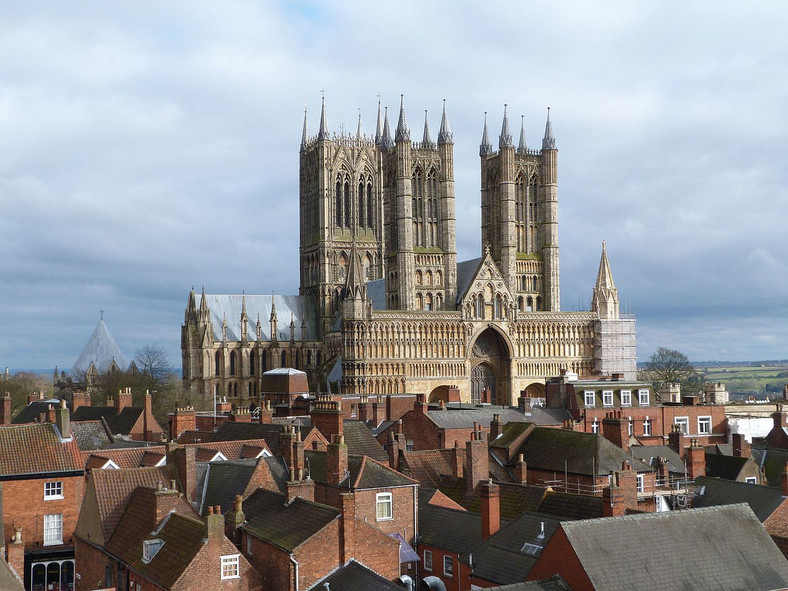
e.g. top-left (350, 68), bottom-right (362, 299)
top-left (294, 522), bottom-right (342, 589)
top-left (419, 543), bottom-right (461, 591)
top-left (75, 538), bottom-right (115, 591)
top-left (527, 527), bottom-right (594, 591)
top-left (350, 519), bottom-right (400, 580)
top-left (3, 475), bottom-right (83, 551)
top-left (244, 532), bottom-right (296, 591)
top-left (173, 537), bottom-right (261, 591)
top-left (351, 486), bottom-right (417, 542)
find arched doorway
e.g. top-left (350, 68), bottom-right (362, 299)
top-left (469, 328), bottom-right (512, 405)
top-left (429, 385), bottom-right (450, 403)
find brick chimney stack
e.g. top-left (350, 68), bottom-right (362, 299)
top-left (327, 434), bottom-right (349, 507)
top-left (687, 439), bottom-right (706, 480)
top-left (0, 393), bottom-right (11, 425)
top-left (452, 440), bottom-right (463, 478)
top-left (602, 478), bottom-right (625, 517)
top-left (602, 411), bottom-right (629, 451)
top-left (169, 406), bottom-right (197, 441)
top-left (732, 433), bottom-right (751, 458)
top-left (514, 453), bottom-right (528, 484)
top-left (169, 446), bottom-right (197, 503)
top-left (782, 462), bottom-right (788, 496)
top-left (489, 414), bottom-right (502, 441)
top-left (312, 394), bottom-right (344, 440)
top-left (668, 424), bottom-right (686, 459)
top-left (116, 387), bottom-right (132, 412)
top-left (466, 426), bottom-right (489, 495)
top-left (258, 399), bottom-right (273, 424)
top-left (55, 399), bottom-right (70, 439)
top-left (204, 505), bottom-right (225, 543)
top-left (339, 493), bottom-right (356, 563)
top-left (481, 480), bottom-right (500, 539)
top-left (414, 393), bottom-right (428, 414)
top-left (7, 527), bottom-right (24, 580)
top-left (71, 390), bottom-right (91, 412)
top-left (224, 494), bottom-right (246, 545)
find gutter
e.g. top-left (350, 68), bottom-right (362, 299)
top-left (290, 553), bottom-right (299, 591)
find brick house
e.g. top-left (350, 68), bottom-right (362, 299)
top-left (546, 374), bottom-right (727, 446)
top-left (238, 487), bottom-right (400, 591)
top-left (70, 389), bottom-right (163, 442)
top-left (527, 505), bottom-right (788, 590)
top-left (77, 482), bottom-right (260, 590)
top-left (0, 401), bottom-right (84, 591)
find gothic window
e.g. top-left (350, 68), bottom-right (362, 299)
top-left (317, 351), bottom-right (322, 365)
top-left (494, 295), bottom-right (502, 319)
top-left (426, 270), bottom-right (433, 286)
top-left (528, 175), bottom-right (538, 250)
top-left (307, 350), bottom-right (312, 365)
top-left (426, 170), bottom-right (439, 248)
top-left (475, 294), bottom-right (484, 319)
top-left (363, 253), bottom-right (373, 280)
top-left (366, 182), bottom-right (374, 228)
top-left (416, 293), bottom-right (423, 310)
top-left (338, 253), bottom-right (348, 282)
top-left (343, 180), bottom-right (351, 227)
top-left (262, 350), bottom-right (267, 372)
top-left (229, 351), bottom-right (236, 376)
top-left (436, 293), bottom-right (443, 309)
top-left (536, 296), bottom-right (542, 311)
top-left (227, 383), bottom-right (232, 396)
top-left (335, 179), bottom-right (343, 227)
top-left (214, 351), bottom-right (221, 376)
top-left (281, 350), bottom-right (287, 367)
top-left (426, 293), bottom-right (433, 311)
top-left (358, 180), bottom-right (365, 228)
top-left (233, 382), bottom-right (238, 396)
top-left (248, 383), bottom-right (252, 397)
top-left (515, 175), bottom-right (526, 251)
top-left (436, 270), bottom-right (442, 285)
top-left (527, 296), bottom-right (533, 311)
top-left (518, 296), bottom-right (524, 311)
top-left (416, 270), bottom-right (422, 285)
top-left (250, 351), bottom-right (256, 376)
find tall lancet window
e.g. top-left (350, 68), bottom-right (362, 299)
top-left (343, 180), bottom-right (351, 227)
top-left (366, 182), bottom-right (374, 229)
top-left (412, 169), bottom-right (423, 246)
top-left (335, 179), bottom-right (343, 227)
top-left (515, 175), bottom-right (526, 252)
top-left (358, 179), bottom-right (366, 228)
top-left (528, 175), bottom-right (538, 251)
top-left (426, 170), bottom-right (439, 247)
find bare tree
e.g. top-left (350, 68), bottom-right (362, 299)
top-left (641, 347), bottom-right (703, 397)
top-left (135, 345), bottom-right (173, 381)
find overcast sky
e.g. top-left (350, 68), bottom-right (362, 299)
top-left (1, 1), bottom-right (786, 372)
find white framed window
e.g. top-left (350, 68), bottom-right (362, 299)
top-left (43, 514), bottom-right (63, 546)
top-left (44, 481), bottom-right (64, 500)
top-left (643, 417), bottom-right (651, 436)
top-left (620, 390), bottom-right (632, 407)
top-left (376, 492), bottom-right (393, 521)
top-left (584, 391), bottom-right (595, 407)
top-left (406, 440), bottom-right (415, 452)
top-left (674, 417), bottom-right (689, 435)
top-left (638, 389), bottom-right (650, 406)
top-left (636, 473), bottom-right (644, 493)
top-left (591, 419), bottom-right (599, 434)
top-left (745, 477), bottom-right (757, 484)
top-left (602, 390), bottom-right (613, 407)
top-left (628, 418), bottom-right (633, 436)
top-left (698, 416), bottom-right (711, 435)
top-left (424, 550), bottom-right (433, 571)
top-left (220, 555), bottom-right (240, 580)
top-left (443, 555), bottom-right (453, 577)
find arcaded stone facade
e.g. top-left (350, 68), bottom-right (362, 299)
top-left (182, 97), bottom-right (637, 406)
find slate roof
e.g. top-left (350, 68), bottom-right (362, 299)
top-left (459, 511), bottom-right (561, 585)
top-left (705, 453), bottom-right (751, 481)
top-left (71, 406), bottom-right (117, 422)
top-left (197, 458), bottom-right (287, 515)
top-left (536, 490), bottom-right (604, 520)
top-left (436, 477), bottom-right (547, 519)
top-left (211, 422), bottom-right (290, 454)
top-left (456, 257), bottom-right (483, 303)
top-left (628, 444), bottom-right (685, 475)
top-left (419, 502), bottom-right (483, 554)
top-left (109, 505), bottom-right (206, 589)
top-left (71, 420), bottom-right (114, 450)
top-left (242, 488), bottom-right (340, 551)
top-left (400, 448), bottom-right (462, 487)
top-left (306, 559), bottom-right (403, 591)
top-left (199, 293), bottom-right (317, 341)
top-left (10, 399), bottom-right (61, 424)
top-left (692, 476), bottom-right (786, 522)
top-left (518, 428), bottom-right (652, 476)
top-left (71, 405), bottom-right (156, 438)
top-left (485, 577), bottom-right (570, 591)
top-left (559, 504), bottom-right (788, 591)
top-left (0, 557), bottom-right (24, 591)
top-left (0, 423), bottom-right (83, 477)
top-left (342, 421), bottom-right (388, 461)
top-left (304, 451), bottom-right (417, 489)
top-left (425, 407), bottom-right (530, 429)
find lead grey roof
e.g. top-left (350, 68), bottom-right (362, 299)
top-left (692, 476), bottom-right (786, 522)
top-left (306, 560), bottom-right (403, 591)
top-left (72, 318), bottom-right (129, 374)
top-left (456, 257), bottom-right (483, 304)
top-left (198, 294), bottom-right (317, 341)
top-left (425, 407), bottom-right (530, 429)
top-left (561, 504), bottom-right (788, 591)
top-left (366, 278), bottom-right (386, 310)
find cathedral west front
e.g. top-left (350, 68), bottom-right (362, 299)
top-left (182, 97), bottom-right (637, 406)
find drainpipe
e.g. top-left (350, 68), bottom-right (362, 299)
top-left (290, 554), bottom-right (299, 591)
top-left (413, 484), bottom-right (418, 583)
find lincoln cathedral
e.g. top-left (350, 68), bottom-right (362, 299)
top-left (182, 97), bottom-right (637, 406)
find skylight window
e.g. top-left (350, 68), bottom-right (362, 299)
top-left (521, 542), bottom-right (543, 556)
top-left (142, 539), bottom-right (165, 563)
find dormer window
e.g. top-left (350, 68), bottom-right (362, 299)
top-left (142, 539), bottom-right (164, 563)
top-left (584, 391), bottom-right (595, 407)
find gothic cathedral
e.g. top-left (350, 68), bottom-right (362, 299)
top-left (182, 97), bottom-right (637, 405)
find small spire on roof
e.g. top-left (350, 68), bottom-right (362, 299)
top-left (317, 92), bottom-right (329, 141)
top-left (479, 112), bottom-right (493, 157)
top-left (381, 107), bottom-right (394, 150)
top-left (395, 95), bottom-right (410, 142)
top-left (438, 99), bottom-right (453, 145)
top-left (518, 115), bottom-right (527, 152)
top-left (422, 110), bottom-right (434, 148)
top-left (499, 104), bottom-right (513, 149)
top-left (300, 106), bottom-right (308, 150)
top-left (375, 95), bottom-right (383, 145)
top-left (356, 108), bottom-right (363, 141)
top-left (542, 107), bottom-right (556, 150)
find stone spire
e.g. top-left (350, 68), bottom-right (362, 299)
top-left (542, 107), bottom-right (556, 150)
top-left (318, 94), bottom-right (329, 141)
top-left (300, 107), bottom-right (308, 151)
top-left (381, 107), bottom-right (394, 150)
top-left (395, 95), bottom-right (410, 142)
top-left (199, 286), bottom-right (209, 321)
top-left (240, 291), bottom-right (248, 340)
top-left (375, 97), bottom-right (383, 145)
top-left (356, 108), bottom-right (363, 141)
top-left (422, 110), bottom-right (434, 148)
top-left (270, 293), bottom-right (278, 342)
top-left (591, 241), bottom-right (619, 320)
top-left (256, 313), bottom-right (262, 340)
top-left (479, 112), bottom-right (493, 157)
top-left (499, 104), bottom-right (513, 149)
top-left (438, 99), bottom-right (453, 145)
top-left (343, 238), bottom-right (364, 299)
top-left (518, 115), bottom-right (527, 152)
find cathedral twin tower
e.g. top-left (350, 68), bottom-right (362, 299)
top-left (299, 97), bottom-right (559, 336)
top-left (182, 95), bottom-right (636, 405)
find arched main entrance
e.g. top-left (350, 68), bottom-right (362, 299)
top-left (469, 328), bottom-right (512, 405)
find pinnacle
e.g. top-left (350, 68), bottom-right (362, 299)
top-left (395, 95), bottom-right (410, 142)
top-left (438, 99), bottom-right (453, 145)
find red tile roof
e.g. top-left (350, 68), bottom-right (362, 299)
top-left (0, 423), bottom-right (83, 476)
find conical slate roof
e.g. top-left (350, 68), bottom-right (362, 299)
top-left (72, 317), bottom-right (129, 375)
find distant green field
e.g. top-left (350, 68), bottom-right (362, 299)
top-left (700, 366), bottom-right (788, 396)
